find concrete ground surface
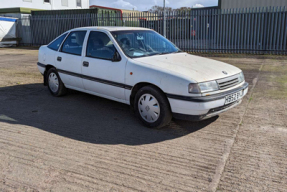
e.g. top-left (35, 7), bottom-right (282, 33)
top-left (0, 48), bottom-right (286, 192)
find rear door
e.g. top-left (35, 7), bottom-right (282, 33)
top-left (55, 30), bottom-right (87, 90)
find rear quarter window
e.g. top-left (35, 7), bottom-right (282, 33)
top-left (48, 33), bottom-right (68, 51)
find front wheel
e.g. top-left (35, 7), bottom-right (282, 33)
top-left (134, 85), bottom-right (172, 129)
top-left (46, 68), bottom-right (67, 97)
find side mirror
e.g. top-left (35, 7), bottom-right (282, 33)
top-left (112, 51), bottom-right (121, 62)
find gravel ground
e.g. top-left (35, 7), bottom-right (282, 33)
top-left (0, 48), bottom-right (286, 192)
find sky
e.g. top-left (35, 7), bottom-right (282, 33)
top-left (89, 0), bottom-right (219, 11)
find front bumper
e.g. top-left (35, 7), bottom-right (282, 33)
top-left (167, 82), bottom-right (249, 121)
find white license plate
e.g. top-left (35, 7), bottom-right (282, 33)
top-left (225, 90), bottom-right (243, 105)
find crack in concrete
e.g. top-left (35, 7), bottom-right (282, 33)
top-left (208, 60), bottom-right (265, 192)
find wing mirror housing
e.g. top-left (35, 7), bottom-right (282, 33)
top-left (112, 51), bottom-right (121, 62)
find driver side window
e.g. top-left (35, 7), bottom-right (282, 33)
top-left (86, 31), bottom-right (116, 60)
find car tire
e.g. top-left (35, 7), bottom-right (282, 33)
top-left (134, 85), bottom-right (172, 129)
top-left (46, 68), bottom-right (67, 97)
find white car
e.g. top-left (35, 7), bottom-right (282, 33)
top-left (37, 27), bottom-right (248, 128)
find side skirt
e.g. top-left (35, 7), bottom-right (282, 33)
top-left (64, 85), bottom-right (130, 105)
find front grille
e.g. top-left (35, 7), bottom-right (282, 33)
top-left (217, 74), bottom-right (240, 90)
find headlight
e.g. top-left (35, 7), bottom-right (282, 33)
top-left (238, 72), bottom-right (245, 83)
top-left (199, 81), bottom-right (219, 93)
top-left (188, 81), bottom-right (219, 93)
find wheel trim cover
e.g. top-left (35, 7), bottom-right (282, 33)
top-left (48, 72), bottom-right (59, 93)
top-left (138, 93), bottom-right (160, 123)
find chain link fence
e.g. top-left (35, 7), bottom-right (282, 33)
top-left (16, 7), bottom-right (287, 54)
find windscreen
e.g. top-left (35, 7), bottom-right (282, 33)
top-left (111, 30), bottom-right (181, 58)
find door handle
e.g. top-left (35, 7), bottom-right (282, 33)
top-left (57, 56), bottom-right (62, 62)
top-left (83, 61), bottom-right (89, 67)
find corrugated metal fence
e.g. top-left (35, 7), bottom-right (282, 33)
top-left (16, 7), bottom-right (287, 54)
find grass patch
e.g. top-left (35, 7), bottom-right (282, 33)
top-left (266, 89), bottom-right (287, 99)
top-left (265, 76), bottom-right (287, 99)
top-left (273, 76), bottom-right (287, 84)
top-left (260, 64), bottom-right (287, 99)
top-left (0, 68), bottom-right (41, 79)
top-left (262, 65), bottom-right (287, 73)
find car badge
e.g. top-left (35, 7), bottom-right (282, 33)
top-left (222, 71), bottom-right (228, 75)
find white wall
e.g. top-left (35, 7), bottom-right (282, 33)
top-left (0, 0), bottom-right (89, 10)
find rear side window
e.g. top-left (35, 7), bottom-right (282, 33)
top-left (48, 33), bottom-right (67, 51)
top-left (61, 31), bottom-right (87, 56)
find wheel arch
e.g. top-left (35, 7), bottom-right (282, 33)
top-left (44, 64), bottom-right (56, 86)
top-left (129, 82), bottom-right (171, 111)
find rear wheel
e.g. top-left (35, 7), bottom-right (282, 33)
top-left (46, 68), bottom-right (67, 97)
top-left (134, 85), bottom-right (172, 128)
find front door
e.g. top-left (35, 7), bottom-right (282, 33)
top-left (81, 31), bottom-right (126, 100)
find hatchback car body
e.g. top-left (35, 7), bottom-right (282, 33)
top-left (37, 27), bottom-right (248, 128)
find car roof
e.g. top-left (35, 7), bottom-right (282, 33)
top-left (71, 26), bottom-right (152, 32)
